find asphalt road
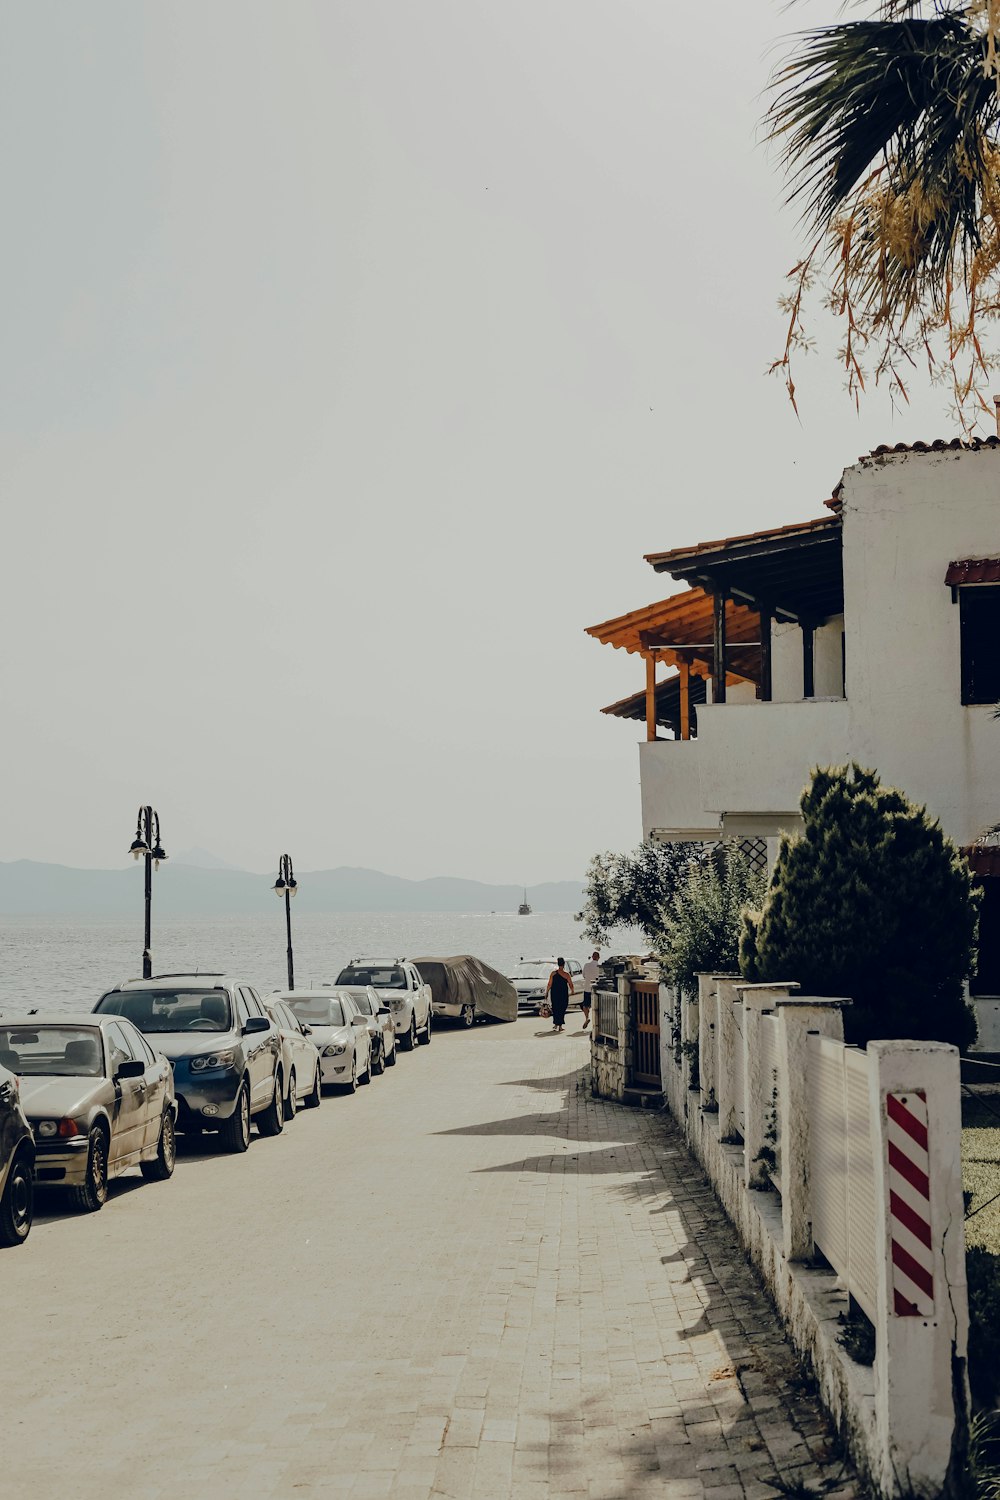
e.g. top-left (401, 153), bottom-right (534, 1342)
top-left (3, 1016), bottom-right (855, 1500)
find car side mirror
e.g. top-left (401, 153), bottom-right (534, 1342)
top-left (117, 1058), bottom-right (145, 1080)
top-left (351, 1014), bottom-right (368, 1027)
top-left (377, 1007), bottom-right (391, 1017)
top-left (243, 1016), bottom-right (270, 1035)
top-left (300, 1024), bottom-right (313, 1037)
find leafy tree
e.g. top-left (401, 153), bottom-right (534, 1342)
top-left (576, 842), bottom-right (702, 946)
top-left (767, 1), bottom-right (1000, 427)
top-left (740, 764), bottom-right (979, 1048)
top-left (659, 847), bottom-right (767, 996)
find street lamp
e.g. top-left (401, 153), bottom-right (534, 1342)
top-left (129, 806), bottom-right (167, 980)
top-left (273, 854), bottom-right (298, 990)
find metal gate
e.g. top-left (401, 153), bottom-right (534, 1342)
top-left (631, 981), bottom-right (661, 1086)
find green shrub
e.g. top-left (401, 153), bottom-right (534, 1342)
top-left (576, 841), bottom-right (702, 946)
top-left (660, 846), bottom-right (766, 995)
top-left (740, 764), bottom-right (978, 1049)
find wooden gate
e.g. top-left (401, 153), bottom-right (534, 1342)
top-left (631, 981), bottom-right (661, 1087)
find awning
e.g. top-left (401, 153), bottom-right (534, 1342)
top-left (585, 586), bottom-right (761, 683)
top-left (601, 671), bottom-right (708, 733)
top-left (945, 559), bottom-right (1000, 586)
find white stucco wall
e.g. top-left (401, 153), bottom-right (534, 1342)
top-left (841, 447), bottom-right (1000, 846)
top-left (772, 620), bottom-right (802, 702)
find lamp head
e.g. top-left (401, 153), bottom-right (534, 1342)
top-left (129, 837), bottom-right (149, 861)
top-left (273, 876), bottom-right (286, 896)
top-left (287, 879), bottom-right (299, 898)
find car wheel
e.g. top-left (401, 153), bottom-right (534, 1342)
top-left (141, 1111), bottom-right (176, 1182)
top-left (419, 1011), bottom-right (432, 1045)
top-left (0, 1147), bottom-right (33, 1246)
top-left (257, 1070), bottom-right (285, 1136)
top-left (401, 1017), bottom-right (417, 1051)
top-left (304, 1059), bottom-right (322, 1108)
top-left (219, 1081), bottom-right (251, 1153)
top-left (385, 1035), bottom-right (397, 1066)
top-left (341, 1056), bottom-right (358, 1094)
top-left (462, 1005), bottom-right (475, 1028)
top-left (283, 1070), bottom-right (297, 1122)
top-left (71, 1126), bottom-right (109, 1213)
top-left (371, 1039), bottom-right (385, 1076)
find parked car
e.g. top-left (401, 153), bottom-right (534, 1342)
top-left (282, 990), bottom-right (373, 1092)
top-left (509, 958), bottom-right (584, 1016)
top-left (334, 960), bottom-right (432, 1050)
top-left (264, 997), bottom-right (324, 1117)
top-left (415, 955), bottom-right (518, 1027)
top-left (344, 985), bottom-right (396, 1072)
top-left (0, 1014), bottom-right (176, 1212)
top-left (0, 1061), bottom-right (34, 1246)
top-left (94, 974), bottom-right (283, 1152)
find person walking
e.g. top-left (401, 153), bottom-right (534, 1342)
top-left (581, 950), bottom-right (601, 1029)
top-left (545, 958), bottom-right (573, 1033)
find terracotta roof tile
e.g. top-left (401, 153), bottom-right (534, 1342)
top-left (864, 436), bottom-right (1000, 459)
top-left (643, 515), bottom-right (838, 570)
top-left (965, 846), bottom-right (1000, 878)
top-left (945, 558), bottom-right (1000, 585)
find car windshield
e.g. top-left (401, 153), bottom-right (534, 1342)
top-left (96, 988), bottom-right (232, 1034)
top-left (286, 996), bottom-right (346, 1028)
top-left (0, 1026), bottom-right (104, 1078)
top-left (336, 965), bottom-right (406, 989)
top-left (512, 963), bottom-right (553, 980)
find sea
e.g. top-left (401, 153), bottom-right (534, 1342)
top-left (0, 912), bottom-right (647, 1014)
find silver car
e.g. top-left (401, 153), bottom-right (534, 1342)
top-left (0, 1014), bottom-right (177, 1213)
top-left (265, 997), bottom-right (323, 1118)
top-left (345, 985), bottom-right (397, 1074)
top-left (282, 991), bottom-right (373, 1093)
top-left (0, 1062), bottom-right (34, 1246)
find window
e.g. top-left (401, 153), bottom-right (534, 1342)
top-left (234, 990), bottom-right (250, 1028)
top-left (107, 1022), bottom-right (136, 1071)
top-left (959, 586), bottom-right (1000, 704)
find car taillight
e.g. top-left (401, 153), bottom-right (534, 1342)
top-left (58, 1118), bottom-right (80, 1138)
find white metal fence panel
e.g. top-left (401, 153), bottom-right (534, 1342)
top-left (844, 1047), bottom-right (878, 1323)
top-left (731, 999), bottom-right (745, 1138)
top-left (808, 1033), bottom-right (850, 1280)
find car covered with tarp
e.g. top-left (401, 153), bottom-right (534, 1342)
top-left (413, 955), bottom-right (517, 1027)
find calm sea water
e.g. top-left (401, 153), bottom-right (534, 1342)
top-left (0, 912), bottom-right (646, 1014)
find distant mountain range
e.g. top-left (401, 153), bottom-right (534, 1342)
top-left (0, 860), bottom-right (584, 917)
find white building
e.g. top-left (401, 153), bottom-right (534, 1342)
top-left (588, 436), bottom-right (1000, 993)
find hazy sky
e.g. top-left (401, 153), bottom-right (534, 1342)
top-left (0, 2), bottom-right (972, 882)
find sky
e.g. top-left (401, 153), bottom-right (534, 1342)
top-left (0, 2), bottom-right (977, 882)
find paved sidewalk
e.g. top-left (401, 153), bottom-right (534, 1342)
top-left (3, 1019), bottom-right (858, 1499)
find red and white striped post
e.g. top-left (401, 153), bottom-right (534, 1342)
top-left (869, 1041), bottom-right (969, 1498)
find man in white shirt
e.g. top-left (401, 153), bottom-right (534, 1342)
top-left (580, 951), bottom-right (601, 1029)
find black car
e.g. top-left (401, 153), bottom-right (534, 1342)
top-left (0, 1061), bottom-right (34, 1246)
top-left (94, 974), bottom-right (283, 1152)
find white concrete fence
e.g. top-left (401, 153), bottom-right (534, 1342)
top-left (657, 974), bottom-right (970, 1500)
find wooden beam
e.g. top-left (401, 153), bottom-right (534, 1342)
top-left (645, 654), bottom-right (657, 741)
top-left (679, 658), bottom-right (691, 740)
top-left (759, 604), bottom-right (772, 702)
top-left (712, 592), bottom-right (727, 704)
top-left (802, 621), bottom-right (815, 699)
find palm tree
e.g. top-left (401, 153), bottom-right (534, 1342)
top-left (768, 2), bottom-right (1000, 425)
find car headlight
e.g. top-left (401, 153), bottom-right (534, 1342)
top-left (36, 1120), bottom-right (58, 1138)
top-left (190, 1049), bottom-right (236, 1073)
top-left (323, 1044), bottom-right (347, 1057)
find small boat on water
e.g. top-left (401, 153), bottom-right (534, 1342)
top-left (517, 889), bottom-right (532, 915)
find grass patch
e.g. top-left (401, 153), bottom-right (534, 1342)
top-left (962, 1096), bottom-right (1000, 1253)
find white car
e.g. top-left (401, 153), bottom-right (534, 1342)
top-left (264, 996), bottom-right (324, 1117)
top-left (334, 960), bottom-right (432, 1052)
top-left (283, 990), bottom-right (373, 1093)
top-left (509, 958), bottom-right (584, 1016)
top-left (346, 986), bottom-right (397, 1073)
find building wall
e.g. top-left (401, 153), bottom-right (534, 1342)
top-left (841, 447), bottom-right (1000, 846)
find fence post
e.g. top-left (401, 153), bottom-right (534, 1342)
top-left (774, 998), bottom-right (846, 1260)
top-left (680, 990), bottom-right (699, 1099)
top-left (716, 977), bottom-right (743, 1141)
top-left (867, 1040), bottom-right (969, 1498)
top-left (737, 983), bottom-right (798, 1190)
top-left (697, 973), bottom-right (729, 1114)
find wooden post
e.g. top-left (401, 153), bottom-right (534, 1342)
top-left (679, 658), bottom-right (691, 740)
top-left (802, 621), bottom-right (815, 699)
top-left (712, 592), bottom-right (727, 705)
top-left (759, 605), bottom-right (772, 702)
top-left (645, 654), bottom-right (657, 741)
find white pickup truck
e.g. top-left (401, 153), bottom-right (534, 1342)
top-left (333, 959), bottom-right (432, 1052)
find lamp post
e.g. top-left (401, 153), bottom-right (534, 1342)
top-left (129, 806), bottom-right (167, 980)
top-left (273, 854), bottom-right (298, 990)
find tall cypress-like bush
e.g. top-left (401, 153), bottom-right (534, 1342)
top-left (740, 764), bottom-right (979, 1049)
